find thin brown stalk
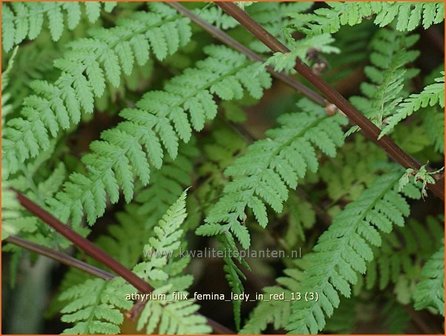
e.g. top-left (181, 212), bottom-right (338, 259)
top-left (216, 2), bottom-right (444, 201)
top-left (5, 235), bottom-right (114, 280)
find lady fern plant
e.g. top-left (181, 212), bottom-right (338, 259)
top-left (2, 1), bottom-right (444, 335)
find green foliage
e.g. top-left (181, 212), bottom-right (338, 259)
top-left (2, 2), bottom-right (116, 52)
top-left (5, 44), bottom-right (61, 112)
top-left (133, 142), bottom-right (198, 231)
top-left (242, 172), bottom-right (421, 334)
top-left (250, 3), bottom-right (338, 72)
top-left (282, 195), bottom-right (316, 247)
top-left (197, 99), bottom-right (346, 329)
top-left (399, 164), bottom-right (443, 199)
top-left (60, 192), bottom-right (211, 335)
top-left (319, 136), bottom-right (386, 204)
top-left (324, 22), bottom-right (376, 82)
top-left (413, 246), bottom-right (444, 315)
top-left (3, 2), bottom-right (444, 334)
top-left (1, 181), bottom-right (37, 240)
top-left (197, 99), bottom-right (347, 249)
top-left (198, 6), bottom-right (239, 30)
top-left (59, 278), bottom-right (134, 334)
top-left (349, 28), bottom-right (419, 134)
top-left (133, 191), bottom-right (211, 334)
top-left (3, 4), bottom-right (192, 177)
top-left (240, 257), bottom-right (308, 334)
top-left (286, 172), bottom-right (420, 334)
top-left (265, 34), bottom-right (339, 73)
top-left (2, 50), bottom-right (39, 241)
top-left (381, 72), bottom-right (445, 136)
top-left (1, 47), bottom-right (16, 118)
top-left (46, 45), bottom-right (270, 231)
top-left (423, 106), bottom-right (444, 154)
top-left (244, 2), bottom-right (314, 54)
top-left (364, 217), bottom-right (443, 304)
top-left (53, 145), bottom-right (195, 318)
top-left (196, 125), bottom-right (247, 213)
top-left (2, 52), bottom-right (16, 239)
top-left (4, 139), bottom-right (70, 247)
top-left (292, 2), bottom-right (444, 35)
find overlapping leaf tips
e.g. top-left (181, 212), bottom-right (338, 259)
top-left (60, 191), bottom-right (210, 335)
top-left (132, 142), bottom-right (198, 231)
top-left (47, 45), bottom-right (271, 230)
top-left (3, 4), bottom-right (192, 177)
top-left (59, 277), bottom-right (134, 335)
top-left (413, 246), bottom-right (444, 316)
top-left (196, 98), bottom-right (347, 249)
top-left (293, 2), bottom-right (444, 36)
top-left (381, 72), bottom-right (445, 137)
top-left (365, 217), bottom-right (443, 293)
top-left (240, 257), bottom-right (309, 334)
top-left (286, 172), bottom-right (421, 334)
top-left (2, 50), bottom-right (39, 240)
top-left (2, 2), bottom-right (117, 52)
top-left (133, 191), bottom-right (211, 335)
top-left (348, 28), bottom-right (419, 135)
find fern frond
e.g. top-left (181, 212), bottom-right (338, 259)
top-left (413, 246), bottom-right (444, 315)
top-left (363, 216), bottom-right (442, 304)
top-left (1, 180), bottom-right (38, 240)
top-left (286, 171), bottom-right (420, 334)
top-left (319, 136), bottom-right (386, 203)
top-left (2, 51), bottom-right (39, 240)
top-left (46, 45), bottom-right (271, 230)
top-left (198, 6), bottom-right (239, 30)
top-left (282, 195), bottom-right (316, 247)
top-left (6, 43), bottom-right (62, 111)
top-left (59, 278), bottom-right (134, 335)
top-left (133, 191), bottom-right (189, 285)
top-left (88, 143), bottom-right (196, 269)
top-left (54, 205), bottom-right (147, 317)
top-left (54, 142), bottom-right (196, 324)
top-left (324, 22), bottom-right (376, 82)
top-left (3, 4), bottom-right (192, 177)
top-left (423, 106), bottom-right (444, 154)
top-left (246, 3), bottom-right (340, 72)
top-left (292, 2), bottom-right (444, 36)
top-left (197, 98), bottom-right (347, 249)
top-left (134, 191), bottom-right (211, 334)
top-left (2, 2), bottom-right (116, 52)
top-left (196, 125), bottom-right (247, 215)
top-left (349, 28), bottom-right (419, 134)
top-left (60, 192), bottom-right (210, 334)
top-left (1, 46), bottom-right (17, 119)
top-left (246, 2), bottom-right (314, 53)
top-left (381, 72), bottom-right (445, 137)
top-left (4, 145), bottom-right (71, 248)
top-left (134, 142), bottom-right (198, 229)
top-left (222, 241), bottom-right (248, 331)
top-left (241, 257), bottom-right (310, 334)
top-left (266, 33), bottom-right (339, 73)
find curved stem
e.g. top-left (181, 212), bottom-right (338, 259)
top-left (5, 235), bottom-right (114, 280)
top-left (216, 2), bottom-right (444, 201)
